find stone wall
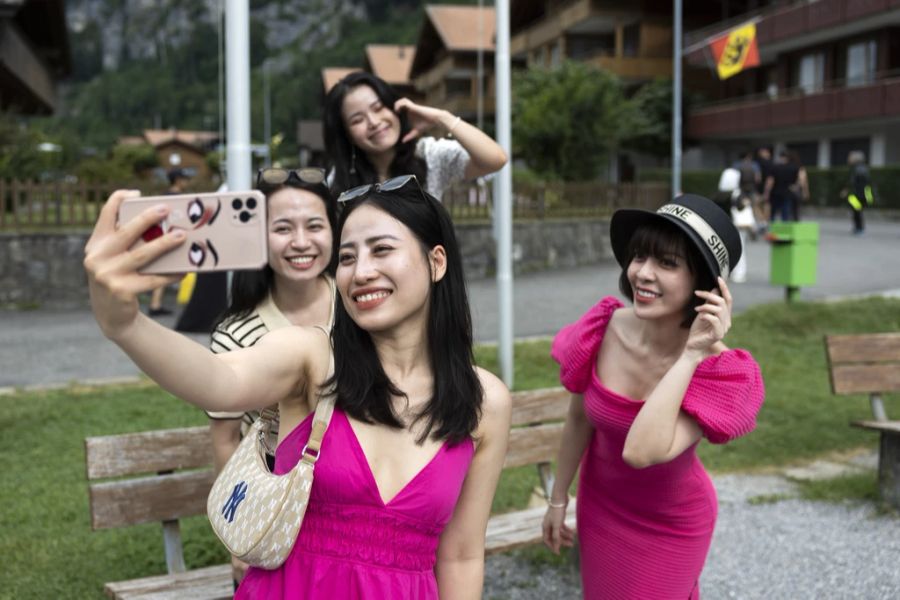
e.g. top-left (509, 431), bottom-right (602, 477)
top-left (1, 218), bottom-right (613, 309)
top-left (1, 232), bottom-right (93, 309)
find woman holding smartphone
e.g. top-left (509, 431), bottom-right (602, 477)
top-left (324, 72), bottom-right (507, 200)
top-left (84, 176), bottom-right (511, 598)
top-left (205, 167), bottom-right (337, 585)
top-left (541, 195), bottom-right (765, 599)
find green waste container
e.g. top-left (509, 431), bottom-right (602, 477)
top-left (768, 222), bottom-right (819, 294)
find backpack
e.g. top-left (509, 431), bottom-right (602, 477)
top-left (718, 167), bottom-right (741, 193)
top-left (738, 163), bottom-right (756, 191)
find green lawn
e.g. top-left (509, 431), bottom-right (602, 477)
top-left (1, 297), bottom-right (898, 598)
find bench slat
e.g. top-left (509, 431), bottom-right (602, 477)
top-left (829, 364), bottom-right (900, 395)
top-left (505, 423), bottom-right (563, 469)
top-left (485, 501), bottom-right (576, 555)
top-left (86, 426), bottom-right (213, 480)
top-left (852, 420), bottom-right (900, 434)
top-left (90, 470), bottom-right (215, 529)
top-left (825, 333), bottom-right (900, 365)
top-left (510, 387), bottom-right (570, 426)
top-left (104, 564), bottom-right (231, 600)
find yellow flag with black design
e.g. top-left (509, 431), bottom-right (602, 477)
top-left (710, 22), bottom-right (760, 80)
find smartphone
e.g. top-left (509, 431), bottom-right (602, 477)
top-left (118, 190), bottom-right (267, 274)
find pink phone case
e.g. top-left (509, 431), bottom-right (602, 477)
top-left (118, 191), bottom-right (268, 274)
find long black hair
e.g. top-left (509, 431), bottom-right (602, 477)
top-left (617, 220), bottom-right (717, 328)
top-left (323, 72), bottom-right (427, 194)
top-left (215, 180), bottom-right (338, 328)
top-left (330, 185), bottom-right (482, 444)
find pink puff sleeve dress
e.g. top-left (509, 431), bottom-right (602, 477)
top-left (551, 297), bottom-right (765, 599)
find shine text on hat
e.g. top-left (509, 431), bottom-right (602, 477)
top-left (656, 204), bottom-right (731, 278)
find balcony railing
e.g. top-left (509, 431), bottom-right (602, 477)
top-left (687, 74), bottom-right (900, 138)
top-left (685, 0), bottom-right (900, 63)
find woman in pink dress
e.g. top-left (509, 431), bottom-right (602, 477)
top-left (84, 176), bottom-right (512, 599)
top-left (542, 194), bottom-right (765, 599)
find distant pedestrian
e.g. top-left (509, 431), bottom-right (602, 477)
top-left (764, 151), bottom-right (808, 222)
top-left (729, 151), bottom-right (759, 282)
top-left (754, 147), bottom-right (774, 232)
top-left (841, 151), bottom-right (875, 235)
top-left (542, 194), bottom-right (765, 599)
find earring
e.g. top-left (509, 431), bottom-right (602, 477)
top-left (350, 146), bottom-right (357, 174)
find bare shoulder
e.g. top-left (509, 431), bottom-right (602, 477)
top-left (255, 324), bottom-right (328, 352)
top-left (605, 305), bottom-right (634, 347)
top-left (252, 325), bottom-right (332, 378)
top-left (609, 304), bottom-right (633, 327)
top-left (474, 366), bottom-right (512, 437)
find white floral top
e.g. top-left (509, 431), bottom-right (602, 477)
top-left (415, 136), bottom-right (470, 201)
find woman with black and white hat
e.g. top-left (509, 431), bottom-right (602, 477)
top-left (542, 194), bottom-right (766, 599)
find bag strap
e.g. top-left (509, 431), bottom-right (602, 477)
top-left (300, 325), bottom-right (336, 466)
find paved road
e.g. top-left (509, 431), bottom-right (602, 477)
top-left (1, 216), bottom-right (898, 389)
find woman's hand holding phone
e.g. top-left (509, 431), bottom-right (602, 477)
top-left (84, 190), bottom-right (186, 339)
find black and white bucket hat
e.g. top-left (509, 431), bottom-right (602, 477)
top-left (610, 194), bottom-right (742, 280)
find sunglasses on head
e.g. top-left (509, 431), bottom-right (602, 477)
top-left (256, 167), bottom-right (327, 188)
top-left (336, 174), bottom-right (424, 204)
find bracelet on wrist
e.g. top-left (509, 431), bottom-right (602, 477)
top-left (547, 498), bottom-right (568, 509)
top-left (446, 115), bottom-right (461, 138)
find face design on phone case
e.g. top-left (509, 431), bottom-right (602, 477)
top-left (143, 198), bottom-right (224, 266)
top-left (188, 239), bottom-right (219, 267)
top-left (187, 197), bottom-right (222, 228)
top-left (122, 191), bottom-right (266, 274)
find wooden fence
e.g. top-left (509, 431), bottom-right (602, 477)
top-left (0, 179), bottom-right (670, 231)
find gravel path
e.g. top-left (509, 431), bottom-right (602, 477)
top-left (483, 472), bottom-right (900, 599)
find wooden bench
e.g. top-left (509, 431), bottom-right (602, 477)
top-left (825, 332), bottom-right (900, 509)
top-left (85, 387), bottom-right (575, 599)
top-left (85, 426), bottom-right (231, 599)
top-left (487, 386), bottom-right (576, 554)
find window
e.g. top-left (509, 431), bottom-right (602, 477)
top-left (445, 78), bottom-right (471, 99)
top-left (785, 142), bottom-right (818, 168)
top-left (550, 40), bottom-right (562, 67)
top-left (846, 40), bottom-right (877, 87)
top-left (796, 52), bottom-right (825, 94)
top-left (566, 33), bottom-right (615, 60)
top-left (830, 138), bottom-right (870, 167)
top-left (623, 23), bottom-right (640, 58)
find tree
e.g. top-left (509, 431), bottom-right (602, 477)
top-left (623, 78), bottom-right (674, 159)
top-left (74, 143), bottom-right (158, 183)
top-left (512, 61), bottom-right (634, 181)
top-left (0, 115), bottom-right (44, 180)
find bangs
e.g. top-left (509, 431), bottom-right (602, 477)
top-left (626, 221), bottom-right (692, 271)
top-left (617, 216), bottom-right (720, 329)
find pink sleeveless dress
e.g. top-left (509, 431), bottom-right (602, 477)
top-left (552, 297), bottom-right (765, 599)
top-left (236, 408), bottom-right (474, 599)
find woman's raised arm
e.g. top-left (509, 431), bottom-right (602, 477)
top-left (84, 190), bottom-right (322, 413)
top-left (394, 98), bottom-right (507, 180)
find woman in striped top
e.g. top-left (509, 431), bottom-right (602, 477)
top-left (206, 167), bottom-right (337, 585)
